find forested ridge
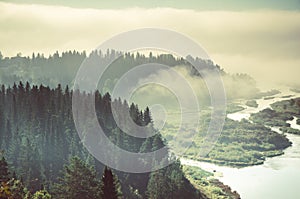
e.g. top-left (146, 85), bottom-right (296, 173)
top-left (0, 50), bottom-right (210, 87)
top-left (0, 82), bottom-right (205, 198)
top-left (0, 50), bottom-right (258, 100)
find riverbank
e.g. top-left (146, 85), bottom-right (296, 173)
top-left (181, 89), bottom-right (300, 199)
top-left (182, 132), bottom-right (300, 199)
top-left (163, 90), bottom-right (300, 169)
top-left (183, 165), bottom-right (241, 199)
top-left (250, 97), bottom-right (300, 135)
top-left (181, 117), bottom-right (291, 167)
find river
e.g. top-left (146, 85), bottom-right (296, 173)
top-left (181, 89), bottom-right (300, 199)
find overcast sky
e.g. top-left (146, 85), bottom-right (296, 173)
top-left (0, 0), bottom-right (299, 88)
top-left (1, 0), bottom-right (300, 10)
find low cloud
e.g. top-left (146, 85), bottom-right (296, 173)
top-left (0, 2), bottom-right (300, 88)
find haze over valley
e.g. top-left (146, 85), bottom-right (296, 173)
top-left (0, 1), bottom-right (300, 199)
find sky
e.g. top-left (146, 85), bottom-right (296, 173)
top-left (1, 0), bottom-right (300, 10)
top-left (0, 0), bottom-right (300, 88)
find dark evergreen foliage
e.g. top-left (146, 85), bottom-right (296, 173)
top-left (101, 167), bottom-right (120, 199)
top-left (0, 82), bottom-right (204, 198)
top-left (0, 157), bottom-right (10, 183)
top-left (54, 156), bottom-right (101, 199)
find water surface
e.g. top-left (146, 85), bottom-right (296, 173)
top-left (182, 90), bottom-right (300, 199)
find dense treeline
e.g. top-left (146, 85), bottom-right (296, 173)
top-left (0, 155), bottom-right (120, 199)
top-left (0, 50), bottom-right (258, 100)
top-left (0, 50), bottom-right (202, 87)
top-left (0, 82), bottom-right (204, 198)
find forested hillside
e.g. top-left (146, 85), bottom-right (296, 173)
top-left (0, 83), bottom-right (204, 198)
top-left (0, 50), bottom-right (258, 100)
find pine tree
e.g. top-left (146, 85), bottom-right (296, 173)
top-left (152, 134), bottom-right (164, 151)
top-left (143, 107), bottom-right (152, 126)
top-left (101, 167), bottom-right (121, 199)
top-left (146, 170), bottom-right (171, 199)
top-left (54, 156), bottom-right (101, 199)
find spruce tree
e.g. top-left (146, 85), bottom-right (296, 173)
top-left (143, 107), bottom-right (152, 126)
top-left (54, 156), bottom-right (101, 199)
top-left (101, 167), bottom-right (121, 199)
top-left (146, 170), bottom-right (171, 199)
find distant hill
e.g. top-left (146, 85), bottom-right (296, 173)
top-left (0, 50), bottom-right (259, 101)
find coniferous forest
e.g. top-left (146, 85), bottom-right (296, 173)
top-left (0, 82), bottom-right (205, 199)
top-left (1, 1), bottom-right (299, 198)
top-left (0, 50), bottom-right (258, 100)
top-left (1, 50), bottom-right (296, 199)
